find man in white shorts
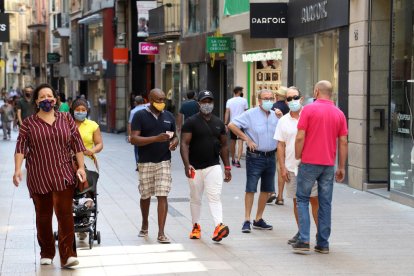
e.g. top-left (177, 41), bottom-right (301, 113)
top-left (273, 86), bottom-right (319, 245)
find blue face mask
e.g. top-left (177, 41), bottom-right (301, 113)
top-left (261, 100), bottom-right (273, 112)
top-left (38, 99), bottom-right (54, 112)
top-left (74, 112), bottom-right (87, 121)
top-left (288, 100), bottom-right (302, 112)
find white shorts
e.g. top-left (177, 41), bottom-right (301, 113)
top-left (285, 171), bottom-right (318, 199)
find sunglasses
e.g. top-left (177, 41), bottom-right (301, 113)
top-left (286, 95), bottom-right (300, 102)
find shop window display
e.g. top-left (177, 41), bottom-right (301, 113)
top-left (253, 59), bottom-right (282, 106)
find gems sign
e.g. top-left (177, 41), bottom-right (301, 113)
top-left (139, 42), bottom-right (159, 55)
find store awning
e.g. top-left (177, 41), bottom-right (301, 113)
top-left (78, 14), bottom-right (102, 25)
top-left (52, 28), bottom-right (70, 38)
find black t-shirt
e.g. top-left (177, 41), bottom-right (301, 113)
top-left (182, 113), bottom-right (226, 170)
top-left (131, 108), bottom-right (176, 163)
top-left (272, 100), bottom-right (289, 115)
top-left (179, 100), bottom-right (199, 120)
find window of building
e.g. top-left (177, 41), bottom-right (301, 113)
top-left (86, 22), bottom-right (103, 63)
top-left (188, 0), bottom-right (203, 34)
top-left (294, 30), bottom-right (339, 104)
top-left (189, 63), bottom-right (199, 92)
top-left (210, 0), bottom-right (219, 31)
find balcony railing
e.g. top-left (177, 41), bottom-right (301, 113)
top-left (148, 2), bottom-right (181, 40)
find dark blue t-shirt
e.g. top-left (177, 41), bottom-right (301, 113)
top-left (179, 100), bottom-right (199, 120)
top-left (131, 108), bottom-right (176, 163)
top-left (272, 100), bottom-right (289, 115)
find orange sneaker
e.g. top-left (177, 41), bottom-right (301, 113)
top-left (212, 223), bottom-right (229, 242)
top-left (190, 223), bottom-right (201, 239)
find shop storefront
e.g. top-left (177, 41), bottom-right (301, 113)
top-left (288, 0), bottom-right (349, 112)
top-left (78, 9), bottom-right (116, 132)
top-left (389, 0), bottom-right (414, 200)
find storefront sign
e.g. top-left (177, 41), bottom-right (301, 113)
top-left (250, 3), bottom-right (288, 38)
top-left (242, 50), bottom-right (282, 63)
top-left (288, 0), bottom-right (349, 37)
top-left (113, 48), bottom-right (129, 64)
top-left (47, 53), bottom-right (60, 64)
top-left (206, 37), bottom-right (232, 53)
top-left (139, 42), bottom-right (159, 55)
top-left (136, 1), bottom-right (156, 37)
top-left (0, 13), bottom-right (10, 42)
top-left (301, 1), bottom-right (328, 23)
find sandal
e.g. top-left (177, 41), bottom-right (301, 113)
top-left (138, 229), bottom-right (148, 237)
top-left (157, 235), bottom-right (171, 244)
top-left (275, 198), bottom-right (284, 205)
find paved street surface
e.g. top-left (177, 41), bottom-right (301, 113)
top-left (1, 132), bottom-right (414, 275)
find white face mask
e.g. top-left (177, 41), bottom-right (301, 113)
top-left (199, 103), bottom-right (214, 114)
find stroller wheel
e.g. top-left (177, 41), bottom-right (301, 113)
top-left (89, 232), bottom-right (94, 249)
top-left (54, 231), bottom-right (58, 241)
top-left (96, 231), bottom-right (101, 244)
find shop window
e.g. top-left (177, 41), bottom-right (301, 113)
top-left (390, 0), bottom-right (414, 197)
top-left (253, 59), bottom-right (282, 107)
top-left (189, 63), bottom-right (199, 92)
top-left (188, 0), bottom-right (204, 34)
top-left (294, 30), bottom-right (339, 104)
top-left (86, 22), bottom-right (103, 63)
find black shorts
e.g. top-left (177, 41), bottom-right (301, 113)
top-left (230, 129), bottom-right (239, 140)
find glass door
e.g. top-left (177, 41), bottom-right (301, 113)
top-left (390, 0), bottom-right (414, 196)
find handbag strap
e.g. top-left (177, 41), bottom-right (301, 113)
top-left (197, 114), bottom-right (221, 144)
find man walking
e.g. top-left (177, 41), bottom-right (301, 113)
top-left (130, 88), bottom-right (179, 243)
top-left (273, 86), bottom-right (318, 245)
top-left (180, 90), bottom-right (232, 242)
top-left (128, 95), bottom-right (146, 171)
top-left (176, 90), bottom-right (199, 133)
top-left (228, 89), bottom-right (279, 233)
top-left (16, 85), bottom-right (34, 126)
top-left (292, 80), bottom-right (348, 254)
top-left (224, 86), bottom-right (248, 168)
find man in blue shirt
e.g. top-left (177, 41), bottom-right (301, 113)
top-left (176, 90), bottom-right (199, 133)
top-left (228, 90), bottom-right (279, 233)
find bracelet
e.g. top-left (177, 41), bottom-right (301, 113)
top-left (224, 166), bottom-right (231, 170)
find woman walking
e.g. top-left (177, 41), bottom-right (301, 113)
top-left (13, 83), bottom-right (86, 268)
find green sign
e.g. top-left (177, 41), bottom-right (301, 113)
top-left (224, 0), bottom-right (249, 16)
top-left (206, 37), bottom-right (233, 53)
top-left (47, 53), bottom-right (60, 64)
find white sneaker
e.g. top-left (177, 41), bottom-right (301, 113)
top-left (40, 258), bottom-right (53, 265)
top-left (63, 256), bottom-right (79, 268)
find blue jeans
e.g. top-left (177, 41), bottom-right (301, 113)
top-left (296, 163), bottom-right (334, 248)
top-left (134, 146), bottom-right (139, 164)
top-left (245, 151), bottom-right (276, 193)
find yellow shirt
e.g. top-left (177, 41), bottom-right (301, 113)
top-left (78, 119), bottom-right (99, 150)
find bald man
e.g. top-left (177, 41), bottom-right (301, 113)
top-left (130, 88), bottom-right (179, 244)
top-left (292, 80), bottom-right (348, 254)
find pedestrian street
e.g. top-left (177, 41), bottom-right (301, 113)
top-left (1, 132), bottom-right (414, 275)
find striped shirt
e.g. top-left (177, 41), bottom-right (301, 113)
top-left (15, 112), bottom-right (86, 196)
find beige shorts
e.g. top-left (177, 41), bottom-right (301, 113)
top-left (285, 171), bottom-right (318, 199)
top-left (138, 161), bottom-right (172, 199)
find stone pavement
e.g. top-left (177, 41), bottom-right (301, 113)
top-left (1, 132), bottom-right (414, 275)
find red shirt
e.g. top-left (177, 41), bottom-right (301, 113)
top-left (297, 99), bottom-right (348, 166)
top-left (15, 112), bottom-right (86, 196)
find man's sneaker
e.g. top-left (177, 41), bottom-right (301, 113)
top-left (291, 241), bottom-right (310, 254)
top-left (212, 223), bottom-right (229, 242)
top-left (314, 245), bottom-right (329, 254)
top-left (234, 160), bottom-right (241, 168)
top-left (266, 193), bottom-right (277, 204)
top-left (241, 220), bottom-right (251, 233)
top-left (288, 232), bottom-right (299, 244)
top-left (190, 223), bottom-right (201, 239)
top-left (252, 218), bottom-right (273, 230)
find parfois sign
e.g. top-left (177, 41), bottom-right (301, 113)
top-left (250, 3), bottom-right (288, 38)
top-left (0, 13), bottom-right (10, 42)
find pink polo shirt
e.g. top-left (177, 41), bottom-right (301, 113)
top-left (297, 99), bottom-right (348, 166)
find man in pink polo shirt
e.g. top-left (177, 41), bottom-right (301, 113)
top-left (292, 80), bottom-right (348, 254)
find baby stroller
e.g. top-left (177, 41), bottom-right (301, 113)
top-left (54, 168), bottom-right (101, 249)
